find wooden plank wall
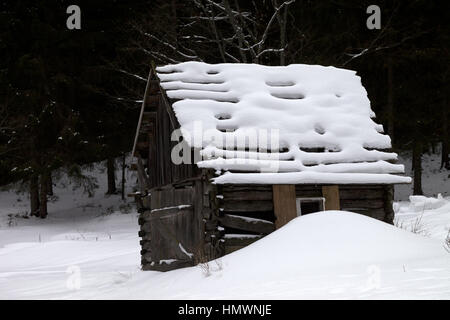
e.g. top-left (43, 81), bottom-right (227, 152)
top-left (139, 170), bottom-right (226, 271)
top-left (294, 184), bottom-right (391, 221)
top-left (216, 184), bottom-right (276, 254)
top-left (141, 92), bottom-right (201, 190)
top-left (139, 182), bottom-right (204, 271)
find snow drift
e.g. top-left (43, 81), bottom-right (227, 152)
top-left (102, 211), bottom-right (449, 299)
top-left (219, 211), bottom-right (443, 275)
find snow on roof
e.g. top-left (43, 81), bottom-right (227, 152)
top-left (156, 62), bottom-right (410, 184)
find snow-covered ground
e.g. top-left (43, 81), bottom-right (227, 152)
top-left (0, 158), bottom-right (449, 299)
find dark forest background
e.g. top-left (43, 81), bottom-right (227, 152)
top-left (0, 0), bottom-right (449, 218)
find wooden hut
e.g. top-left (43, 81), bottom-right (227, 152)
top-left (130, 62), bottom-right (411, 271)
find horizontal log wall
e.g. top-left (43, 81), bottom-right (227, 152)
top-left (294, 184), bottom-right (392, 222)
top-left (217, 184), bottom-right (275, 254)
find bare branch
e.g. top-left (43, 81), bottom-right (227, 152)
top-left (257, 0), bottom-right (295, 58)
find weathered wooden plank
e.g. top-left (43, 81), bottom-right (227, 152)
top-left (151, 187), bottom-right (193, 210)
top-left (221, 185), bottom-right (273, 192)
top-left (322, 185), bottom-right (340, 210)
top-left (223, 235), bottom-right (263, 247)
top-left (219, 210), bottom-right (275, 222)
top-left (161, 101), bottom-right (169, 184)
top-left (142, 111), bottom-right (157, 121)
top-left (157, 102), bottom-right (164, 186)
top-left (339, 188), bottom-right (384, 200)
top-left (193, 179), bottom-right (205, 237)
top-left (140, 205), bottom-right (193, 221)
top-left (131, 68), bottom-right (153, 158)
top-left (148, 129), bottom-right (156, 188)
top-left (340, 199), bottom-right (384, 209)
top-left (145, 95), bottom-right (160, 106)
top-left (140, 206), bottom-right (197, 263)
top-left (222, 190), bottom-right (273, 201)
top-left (218, 214), bottom-right (275, 234)
top-left (273, 184), bottom-right (297, 229)
top-left (220, 200), bottom-right (273, 212)
top-left (142, 259), bottom-right (192, 272)
top-left (159, 93), bottom-right (178, 131)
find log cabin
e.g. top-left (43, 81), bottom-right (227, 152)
top-left (130, 62), bottom-right (411, 271)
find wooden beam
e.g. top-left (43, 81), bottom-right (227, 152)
top-left (322, 185), bottom-right (340, 210)
top-left (220, 200), bottom-right (273, 212)
top-left (140, 205), bottom-right (193, 222)
top-left (159, 94), bottom-right (179, 131)
top-left (340, 199), bottom-right (384, 209)
top-left (131, 68), bottom-right (154, 158)
top-left (222, 190), bottom-right (273, 201)
top-left (218, 214), bottom-right (275, 234)
top-left (223, 235), bottom-right (263, 247)
top-left (273, 184), bottom-right (297, 229)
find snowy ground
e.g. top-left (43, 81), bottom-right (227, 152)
top-left (0, 158), bottom-right (449, 300)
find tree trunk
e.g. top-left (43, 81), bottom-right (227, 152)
top-left (30, 175), bottom-right (40, 217)
top-left (46, 171), bottom-right (53, 196)
top-left (413, 139), bottom-right (423, 195)
top-left (223, 0), bottom-right (248, 63)
top-left (387, 56), bottom-right (395, 145)
top-left (278, 3), bottom-right (288, 66)
top-left (39, 173), bottom-right (48, 218)
top-left (441, 94), bottom-right (449, 169)
top-left (106, 157), bottom-right (116, 194)
top-left (121, 153), bottom-right (126, 201)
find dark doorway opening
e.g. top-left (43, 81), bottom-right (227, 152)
top-left (296, 198), bottom-right (325, 216)
top-left (301, 201), bottom-right (321, 215)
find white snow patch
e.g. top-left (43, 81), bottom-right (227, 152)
top-left (151, 204), bottom-right (191, 212)
top-left (179, 243), bottom-right (193, 258)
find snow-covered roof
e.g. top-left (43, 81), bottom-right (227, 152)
top-left (156, 62), bottom-right (410, 184)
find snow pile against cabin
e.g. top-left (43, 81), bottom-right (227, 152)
top-left (156, 62), bottom-right (411, 185)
